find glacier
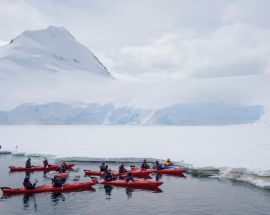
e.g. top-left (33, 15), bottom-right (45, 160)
top-left (0, 102), bottom-right (263, 125)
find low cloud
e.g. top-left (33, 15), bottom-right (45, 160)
top-left (0, 0), bottom-right (47, 41)
top-left (105, 23), bottom-right (270, 82)
top-left (0, 41), bottom-right (8, 47)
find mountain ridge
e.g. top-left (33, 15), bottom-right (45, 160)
top-left (0, 26), bottom-right (112, 78)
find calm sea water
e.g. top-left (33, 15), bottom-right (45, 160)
top-left (1, 155), bottom-right (270, 215)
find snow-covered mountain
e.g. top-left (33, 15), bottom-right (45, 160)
top-left (0, 26), bottom-right (112, 78)
top-left (0, 26), bottom-right (267, 126)
top-left (0, 103), bottom-right (262, 125)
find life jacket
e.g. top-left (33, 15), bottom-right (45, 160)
top-left (165, 161), bottom-right (172, 166)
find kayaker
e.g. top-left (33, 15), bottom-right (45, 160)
top-left (23, 176), bottom-right (37, 190)
top-left (141, 159), bottom-right (150, 170)
top-left (104, 169), bottom-right (117, 181)
top-left (43, 158), bottom-right (49, 167)
top-left (100, 163), bottom-right (108, 173)
top-left (118, 163), bottom-right (127, 173)
top-left (165, 158), bottom-right (172, 166)
top-left (154, 160), bottom-right (163, 170)
top-left (58, 162), bottom-right (68, 173)
top-left (52, 175), bottom-right (65, 187)
top-left (25, 158), bottom-right (32, 168)
top-left (125, 172), bottom-right (134, 182)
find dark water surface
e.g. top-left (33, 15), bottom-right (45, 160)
top-left (1, 155), bottom-right (270, 215)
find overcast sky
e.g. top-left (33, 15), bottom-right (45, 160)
top-left (1, 0), bottom-right (270, 81)
top-left (0, 0), bottom-right (270, 109)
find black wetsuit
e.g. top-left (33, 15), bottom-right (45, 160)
top-left (155, 163), bottom-right (163, 170)
top-left (23, 179), bottom-right (36, 190)
top-left (59, 164), bottom-right (68, 173)
top-left (52, 177), bottom-right (65, 187)
top-left (141, 162), bottom-right (150, 170)
top-left (119, 165), bottom-right (127, 173)
top-left (43, 160), bottom-right (49, 167)
top-left (104, 172), bottom-right (116, 181)
top-left (100, 164), bottom-right (108, 173)
top-left (125, 175), bottom-right (134, 182)
top-left (25, 160), bottom-right (31, 168)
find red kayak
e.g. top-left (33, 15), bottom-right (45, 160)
top-left (118, 169), bottom-right (155, 178)
top-left (155, 168), bottom-right (185, 175)
top-left (84, 170), bottom-right (117, 176)
top-left (9, 164), bottom-right (75, 172)
top-left (1, 180), bottom-right (97, 195)
top-left (101, 180), bottom-right (163, 189)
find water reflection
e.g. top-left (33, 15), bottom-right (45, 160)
top-left (156, 173), bottom-right (186, 180)
top-left (51, 192), bottom-right (65, 205)
top-left (23, 194), bottom-right (37, 211)
top-left (126, 188), bottom-right (133, 198)
top-left (43, 171), bottom-right (50, 179)
top-left (135, 175), bottom-right (153, 180)
top-left (103, 184), bottom-right (163, 200)
top-left (104, 185), bottom-right (113, 199)
top-left (156, 174), bottom-right (163, 181)
top-left (25, 171), bottom-right (31, 177)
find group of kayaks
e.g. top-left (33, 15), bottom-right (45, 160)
top-left (84, 168), bottom-right (185, 178)
top-left (2, 163), bottom-right (185, 195)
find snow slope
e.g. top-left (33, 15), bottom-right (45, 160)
top-left (0, 26), bottom-right (112, 78)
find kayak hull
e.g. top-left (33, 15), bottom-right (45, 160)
top-left (101, 180), bottom-right (163, 189)
top-left (2, 181), bottom-right (97, 195)
top-left (85, 169), bottom-right (154, 178)
top-left (9, 164), bottom-right (75, 172)
top-left (118, 169), bottom-right (155, 178)
top-left (84, 170), bottom-right (117, 176)
top-left (155, 169), bottom-right (185, 175)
